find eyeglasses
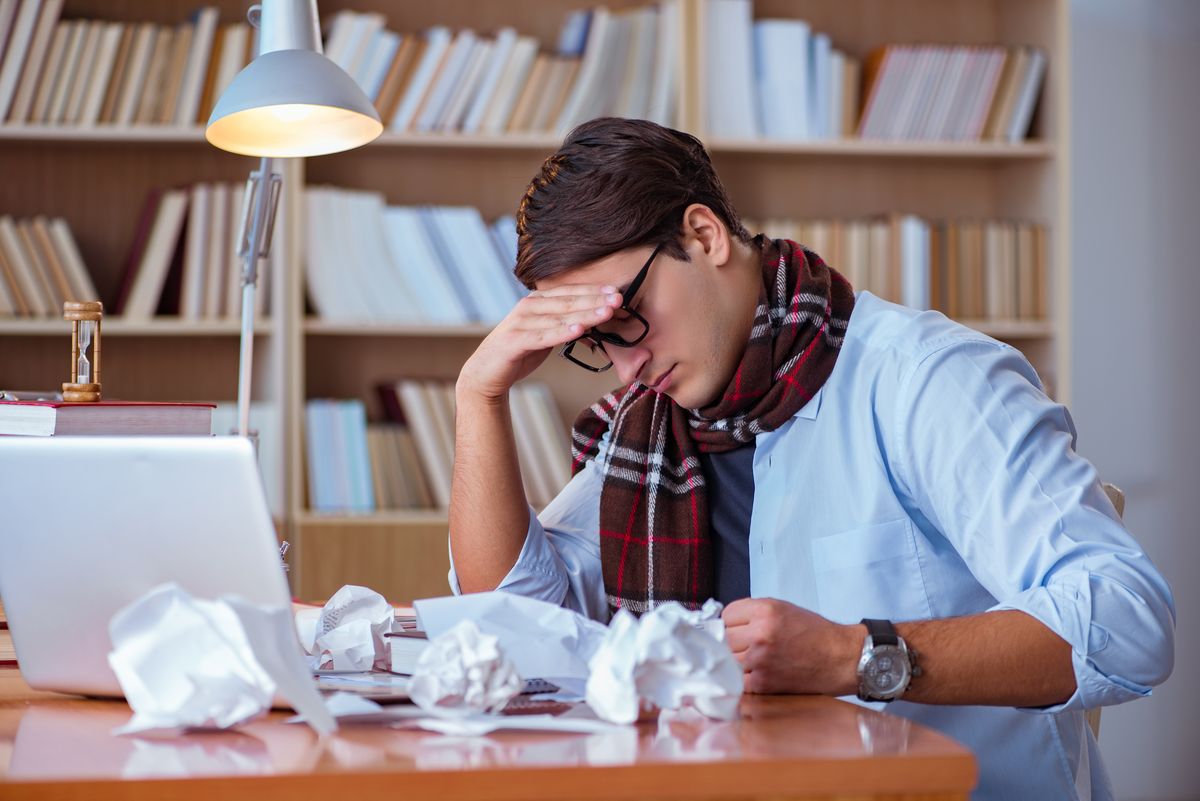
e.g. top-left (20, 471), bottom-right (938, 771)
top-left (560, 241), bottom-right (664, 373)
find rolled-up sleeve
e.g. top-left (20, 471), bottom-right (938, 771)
top-left (892, 337), bottom-right (1176, 711)
top-left (448, 434), bottom-right (609, 622)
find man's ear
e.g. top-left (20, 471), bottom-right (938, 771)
top-left (680, 203), bottom-right (731, 266)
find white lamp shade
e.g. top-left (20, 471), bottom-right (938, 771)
top-left (205, 49), bottom-right (382, 158)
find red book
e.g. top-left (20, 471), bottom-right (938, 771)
top-left (0, 400), bottom-right (215, 436)
top-left (112, 188), bottom-right (163, 315)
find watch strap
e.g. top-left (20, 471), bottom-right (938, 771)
top-left (860, 618), bottom-right (899, 647)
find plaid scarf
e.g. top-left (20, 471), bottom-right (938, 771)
top-left (570, 238), bottom-right (854, 615)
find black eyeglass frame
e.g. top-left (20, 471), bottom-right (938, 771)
top-left (559, 241), bottom-right (665, 373)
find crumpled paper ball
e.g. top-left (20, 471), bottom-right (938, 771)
top-left (312, 584), bottom-right (394, 671)
top-left (585, 599), bottom-right (743, 724)
top-left (107, 582), bottom-right (338, 737)
top-left (409, 620), bottom-right (523, 716)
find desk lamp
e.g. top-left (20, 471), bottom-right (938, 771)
top-left (206, 0), bottom-right (382, 437)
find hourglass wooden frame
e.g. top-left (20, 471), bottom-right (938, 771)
top-left (63, 301), bottom-right (103, 403)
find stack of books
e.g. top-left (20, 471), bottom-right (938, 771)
top-left (0, 399), bottom-right (215, 436)
top-left (304, 380), bottom-right (571, 514)
top-left (0, 214), bottom-right (96, 317)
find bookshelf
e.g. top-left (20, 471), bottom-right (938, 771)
top-left (0, 0), bottom-right (1069, 603)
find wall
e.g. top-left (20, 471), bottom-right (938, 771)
top-left (1069, 2), bottom-right (1200, 799)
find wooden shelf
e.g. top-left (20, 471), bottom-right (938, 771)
top-left (296, 510), bottom-right (450, 526)
top-left (304, 320), bottom-right (492, 337)
top-left (0, 318), bottom-right (274, 336)
top-left (0, 124), bottom-right (1052, 160)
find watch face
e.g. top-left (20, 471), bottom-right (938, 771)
top-left (863, 644), bottom-right (910, 696)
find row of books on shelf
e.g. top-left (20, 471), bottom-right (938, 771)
top-left (0, 182), bottom-right (278, 322)
top-left (0, 0), bottom-right (1045, 145)
top-left (0, 214), bottom-right (95, 317)
top-left (113, 182), bottom-right (275, 322)
top-left (0, 3), bottom-right (244, 127)
top-left (305, 187), bottom-right (520, 325)
top-left (751, 216), bottom-right (1048, 322)
top-left (305, 380), bottom-right (571, 514)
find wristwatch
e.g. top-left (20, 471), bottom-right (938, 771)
top-left (856, 618), bottom-right (921, 702)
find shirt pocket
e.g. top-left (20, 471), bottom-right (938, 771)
top-left (811, 518), bottom-right (932, 624)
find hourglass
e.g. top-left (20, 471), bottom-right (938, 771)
top-left (63, 301), bottom-right (103, 402)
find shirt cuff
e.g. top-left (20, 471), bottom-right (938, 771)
top-left (447, 504), bottom-right (569, 605)
top-left (992, 584), bottom-right (1153, 713)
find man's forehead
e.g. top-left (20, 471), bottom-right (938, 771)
top-left (536, 247), bottom-right (650, 292)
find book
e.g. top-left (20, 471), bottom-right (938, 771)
top-left (0, 400), bottom-right (215, 437)
top-left (384, 629), bottom-right (429, 674)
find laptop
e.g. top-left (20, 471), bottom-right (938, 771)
top-left (0, 436), bottom-right (298, 698)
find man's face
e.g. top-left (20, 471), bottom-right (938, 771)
top-left (537, 241), bottom-right (743, 410)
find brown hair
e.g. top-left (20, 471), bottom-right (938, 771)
top-left (514, 118), bottom-right (752, 288)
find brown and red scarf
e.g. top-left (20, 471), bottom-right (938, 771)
top-left (570, 237), bottom-right (855, 615)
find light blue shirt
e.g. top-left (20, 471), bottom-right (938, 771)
top-left (448, 291), bottom-right (1175, 801)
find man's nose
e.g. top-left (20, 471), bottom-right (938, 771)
top-left (609, 345), bottom-right (650, 386)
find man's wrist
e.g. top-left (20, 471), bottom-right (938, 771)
top-left (835, 622), bottom-right (869, 696)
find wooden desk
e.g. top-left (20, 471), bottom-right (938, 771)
top-left (0, 669), bottom-right (975, 801)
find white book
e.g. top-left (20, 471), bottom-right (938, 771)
top-left (6, 0), bottom-right (61, 123)
top-left (508, 382), bottom-right (555, 506)
top-left (899, 215), bottom-right (929, 310)
top-left (623, 8), bottom-right (657, 119)
top-left (859, 47), bottom-right (903, 138)
top-left (180, 183), bottom-right (211, 319)
top-left (320, 10), bottom-right (356, 68)
top-left (28, 20), bottom-right (65, 123)
top-left (415, 207), bottom-right (481, 321)
top-left (16, 219), bottom-right (63, 309)
top-left (753, 20), bottom-right (810, 140)
top-left (123, 190), bottom-right (189, 320)
top-left (340, 399), bottom-right (376, 512)
top-left (1007, 48), bottom-right (1047, 142)
top-left (414, 28), bottom-right (477, 133)
top-left (380, 206), bottom-right (469, 324)
top-left (358, 28), bottom-right (399, 100)
top-left (553, 7), bottom-right (611, 133)
top-left (704, 0), bottom-right (758, 139)
top-left (592, 11), bottom-right (632, 119)
top-left (437, 37), bottom-right (491, 132)
top-left (47, 217), bottom-right (98, 302)
top-left (77, 23), bottom-right (123, 126)
top-left (389, 26), bottom-right (451, 131)
top-left (809, 32), bottom-right (832, 139)
top-left (925, 48), bottom-right (970, 141)
top-left (211, 401), bottom-right (282, 516)
top-left (830, 50), bottom-right (849, 140)
top-left (396, 380), bottom-right (452, 508)
top-left (440, 206), bottom-right (520, 322)
top-left (339, 11), bottom-right (384, 80)
top-left (113, 23), bottom-right (156, 126)
top-left (478, 34), bottom-right (537, 135)
top-left (907, 47), bottom-right (948, 140)
top-left (305, 400), bottom-right (340, 512)
top-left (44, 18), bottom-right (83, 125)
top-left (0, 1), bottom-right (18, 70)
top-left (224, 181), bottom-right (246, 320)
top-left (424, 382), bottom-right (456, 486)
top-left (945, 47), bottom-right (985, 141)
top-left (962, 47), bottom-right (1005, 140)
top-left (174, 6), bottom-right (219, 126)
top-left (647, 0), bottom-right (679, 126)
top-left (462, 27), bottom-right (517, 134)
top-left (203, 182), bottom-right (229, 318)
top-left (209, 23), bottom-right (250, 118)
top-left (351, 190), bottom-right (424, 323)
top-left (63, 20), bottom-right (103, 124)
top-left (0, 215), bottom-right (53, 315)
top-left (0, 0), bottom-right (43, 120)
top-left (886, 45), bottom-right (930, 140)
top-left (489, 215), bottom-right (526, 300)
top-left (0, 246), bottom-right (14, 313)
top-left (523, 381), bottom-right (572, 495)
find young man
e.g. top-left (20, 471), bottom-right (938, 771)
top-left (448, 118), bottom-right (1174, 800)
